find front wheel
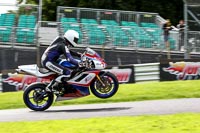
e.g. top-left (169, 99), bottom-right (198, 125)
top-left (90, 72), bottom-right (119, 99)
top-left (23, 83), bottom-right (54, 111)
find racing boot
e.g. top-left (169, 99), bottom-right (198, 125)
top-left (46, 79), bottom-right (58, 92)
top-left (48, 75), bottom-right (70, 92)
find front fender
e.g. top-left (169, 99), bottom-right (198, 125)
top-left (99, 71), bottom-right (112, 76)
top-left (23, 82), bottom-right (47, 91)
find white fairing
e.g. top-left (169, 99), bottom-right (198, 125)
top-left (92, 60), bottom-right (106, 69)
top-left (67, 72), bottom-right (96, 86)
top-left (18, 64), bottom-right (55, 77)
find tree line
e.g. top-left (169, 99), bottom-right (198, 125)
top-left (27, 0), bottom-right (184, 24)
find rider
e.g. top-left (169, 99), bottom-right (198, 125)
top-left (41, 29), bottom-right (83, 91)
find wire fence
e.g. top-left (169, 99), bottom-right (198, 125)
top-left (57, 6), bottom-right (160, 24)
top-left (56, 7), bottom-right (180, 51)
top-left (0, 26), bottom-right (38, 46)
top-left (1, 6), bottom-right (200, 52)
top-left (188, 31), bottom-right (200, 52)
top-left (0, 4), bottom-right (39, 47)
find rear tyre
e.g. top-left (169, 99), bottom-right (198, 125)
top-left (23, 83), bottom-right (54, 111)
top-left (90, 72), bottom-right (119, 99)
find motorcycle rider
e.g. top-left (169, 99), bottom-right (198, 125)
top-left (41, 29), bottom-right (83, 91)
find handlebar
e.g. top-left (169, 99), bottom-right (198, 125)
top-left (80, 57), bottom-right (93, 69)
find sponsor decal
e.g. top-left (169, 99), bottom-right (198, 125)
top-left (106, 67), bottom-right (132, 83)
top-left (3, 73), bottom-right (50, 91)
top-left (46, 62), bottom-right (62, 74)
top-left (163, 61), bottom-right (200, 80)
top-left (84, 75), bottom-right (93, 83)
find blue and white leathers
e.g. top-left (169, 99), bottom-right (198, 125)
top-left (41, 36), bottom-right (81, 76)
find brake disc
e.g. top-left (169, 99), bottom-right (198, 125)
top-left (96, 77), bottom-right (112, 93)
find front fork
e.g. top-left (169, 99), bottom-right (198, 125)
top-left (96, 72), bottom-right (107, 87)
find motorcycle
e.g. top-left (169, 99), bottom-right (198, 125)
top-left (17, 47), bottom-right (119, 111)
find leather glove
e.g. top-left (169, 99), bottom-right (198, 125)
top-left (78, 62), bottom-right (86, 68)
top-left (77, 52), bottom-right (83, 58)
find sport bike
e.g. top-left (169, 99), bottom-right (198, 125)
top-left (17, 47), bottom-right (119, 111)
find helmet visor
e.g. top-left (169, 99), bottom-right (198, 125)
top-left (74, 37), bottom-right (78, 44)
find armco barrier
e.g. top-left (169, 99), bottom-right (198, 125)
top-left (134, 63), bottom-right (160, 82)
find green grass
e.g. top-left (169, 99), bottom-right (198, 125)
top-left (1, 113), bottom-right (200, 133)
top-left (1, 80), bottom-right (200, 110)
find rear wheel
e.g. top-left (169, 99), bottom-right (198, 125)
top-left (90, 72), bottom-right (119, 99)
top-left (23, 83), bottom-right (54, 111)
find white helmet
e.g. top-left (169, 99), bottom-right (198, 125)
top-left (64, 30), bottom-right (79, 47)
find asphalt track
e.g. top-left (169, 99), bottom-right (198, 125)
top-left (1, 98), bottom-right (200, 122)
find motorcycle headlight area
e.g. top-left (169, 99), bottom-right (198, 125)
top-left (92, 60), bottom-right (106, 69)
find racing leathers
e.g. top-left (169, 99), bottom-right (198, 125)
top-left (41, 36), bottom-right (81, 77)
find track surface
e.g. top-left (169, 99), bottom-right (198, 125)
top-left (1, 98), bottom-right (200, 122)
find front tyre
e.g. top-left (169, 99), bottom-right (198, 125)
top-left (23, 83), bottom-right (54, 111)
top-left (90, 72), bottom-right (119, 99)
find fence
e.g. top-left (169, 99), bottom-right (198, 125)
top-left (0, 5), bottom-right (183, 51)
top-left (1, 6), bottom-right (200, 53)
top-left (0, 4), bottom-right (39, 46)
top-left (185, 0), bottom-right (200, 31)
top-left (0, 26), bottom-right (38, 46)
top-left (57, 7), bottom-right (160, 24)
top-left (58, 22), bottom-right (180, 50)
top-left (188, 31), bottom-right (200, 52)
top-left (56, 7), bottom-right (181, 50)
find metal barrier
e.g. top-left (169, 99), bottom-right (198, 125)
top-left (0, 5), bottom-right (180, 51)
top-left (0, 20), bottom-right (179, 51)
top-left (156, 15), bottom-right (166, 28)
top-left (0, 26), bottom-right (38, 46)
top-left (56, 7), bottom-right (180, 50)
top-left (134, 63), bottom-right (160, 82)
top-left (58, 21), bottom-right (179, 50)
top-left (0, 6), bottom-right (198, 52)
top-left (57, 7), bottom-right (160, 25)
top-left (169, 30), bottom-right (179, 50)
top-left (188, 31), bottom-right (200, 52)
top-left (0, 4), bottom-right (39, 46)
top-left (186, 0), bottom-right (200, 31)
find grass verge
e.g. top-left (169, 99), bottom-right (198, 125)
top-left (0, 113), bottom-right (200, 133)
top-left (1, 80), bottom-right (200, 110)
